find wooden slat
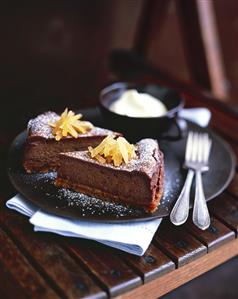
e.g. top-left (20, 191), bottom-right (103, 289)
top-left (184, 216), bottom-right (235, 252)
top-left (209, 193), bottom-right (238, 234)
top-left (228, 172), bottom-right (238, 198)
top-left (0, 209), bottom-right (107, 299)
top-left (115, 238), bottom-right (238, 299)
top-left (66, 240), bottom-right (142, 297)
top-left (154, 221), bottom-right (207, 267)
top-left (0, 260), bottom-right (30, 299)
top-left (0, 227), bottom-right (59, 299)
top-left (134, 0), bottom-right (171, 55)
top-left (196, 0), bottom-right (228, 99)
top-left (176, 0), bottom-right (211, 89)
top-left (119, 243), bottom-right (175, 283)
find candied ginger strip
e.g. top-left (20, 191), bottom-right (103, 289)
top-left (49, 108), bottom-right (93, 140)
top-left (88, 135), bottom-right (137, 166)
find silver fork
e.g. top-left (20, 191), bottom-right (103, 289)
top-left (170, 132), bottom-right (212, 229)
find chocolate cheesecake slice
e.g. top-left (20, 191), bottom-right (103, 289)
top-left (23, 111), bottom-right (120, 173)
top-left (56, 139), bottom-right (164, 212)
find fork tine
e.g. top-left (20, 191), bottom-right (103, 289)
top-left (197, 133), bottom-right (203, 162)
top-left (200, 133), bottom-right (210, 163)
top-left (185, 131), bottom-right (211, 164)
top-left (191, 132), bottom-right (199, 162)
top-left (200, 133), bottom-right (206, 163)
top-left (205, 134), bottom-right (209, 162)
top-left (185, 132), bottom-right (194, 162)
top-left (201, 134), bottom-right (207, 163)
top-left (208, 139), bottom-right (212, 161)
top-left (204, 135), bottom-right (212, 163)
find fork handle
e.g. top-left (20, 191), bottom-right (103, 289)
top-left (170, 169), bottom-right (194, 226)
top-left (192, 170), bottom-right (210, 230)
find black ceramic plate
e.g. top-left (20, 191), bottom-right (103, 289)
top-left (7, 108), bottom-right (236, 222)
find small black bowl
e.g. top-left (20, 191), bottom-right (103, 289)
top-left (99, 82), bottom-right (186, 142)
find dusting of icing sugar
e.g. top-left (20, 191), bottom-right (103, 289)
top-left (28, 111), bottom-right (59, 139)
top-left (57, 188), bottom-right (144, 217)
top-left (65, 138), bottom-right (161, 177)
top-left (27, 111), bottom-right (117, 139)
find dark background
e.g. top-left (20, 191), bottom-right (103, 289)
top-left (1, 0), bottom-right (238, 125)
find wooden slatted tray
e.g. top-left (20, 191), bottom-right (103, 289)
top-left (1, 186), bottom-right (238, 299)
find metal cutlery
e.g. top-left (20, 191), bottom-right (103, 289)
top-left (170, 132), bottom-right (212, 229)
top-left (192, 133), bottom-right (212, 230)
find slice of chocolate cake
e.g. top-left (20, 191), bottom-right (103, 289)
top-left (55, 139), bottom-right (164, 212)
top-left (23, 111), bottom-right (120, 173)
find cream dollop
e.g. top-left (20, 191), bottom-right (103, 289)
top-left (109, 89), bottom-right (167, 117)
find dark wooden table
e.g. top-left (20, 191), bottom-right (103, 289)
top-left (1, 80), bottom-right (238, 299)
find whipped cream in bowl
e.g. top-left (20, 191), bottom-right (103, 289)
top-left (109, 89), bottom-right (168, 118)
top-left (100, 82), bottom-right (185, 141)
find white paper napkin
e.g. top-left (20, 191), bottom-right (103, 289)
top-left (6, 108), bottom-right (211, 256)
top-left (179, 108), bottom-right (211, 127)
top-left (6, 194), bottom-right (161, 256)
